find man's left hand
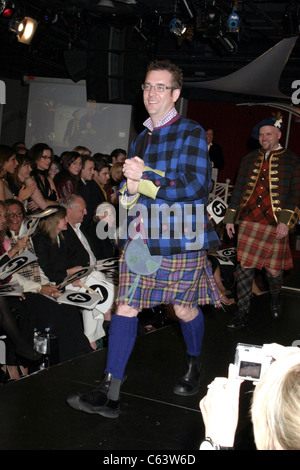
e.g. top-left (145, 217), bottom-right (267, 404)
top-left (123, 156), bottom-right (145, 181)
top-left (275, 222), bottom-right (289, 239)
top-left (123, 157), bottom-right (145, 195)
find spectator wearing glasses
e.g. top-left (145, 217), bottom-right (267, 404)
top-left (26, 143), bottom-right (59, 213)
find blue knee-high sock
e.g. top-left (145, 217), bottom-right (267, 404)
top-left (105, 315), bottom-right (138, 380)
top-left (180, 307), bottom-right (204, 356)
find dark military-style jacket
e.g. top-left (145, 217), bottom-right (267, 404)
top-left (224, 147), bottom-right (300, 228)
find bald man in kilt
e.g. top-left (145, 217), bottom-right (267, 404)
top-left (224, 114), bottom-right (300, 329)
top-left (67, 60), bottom-right (221, 418)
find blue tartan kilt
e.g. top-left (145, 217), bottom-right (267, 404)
top-left (116, 248), bottom-right (221, 311)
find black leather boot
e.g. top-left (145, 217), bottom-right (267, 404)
top-left (173, 354), bottom-right (204, 396)
top-left (270, 290), bottom-right (282, 318)
top-left (66, 372), bottom-right (122, 418)
top-left (266, 271), bottom-right (282, 318)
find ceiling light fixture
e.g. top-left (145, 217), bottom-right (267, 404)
top-left (10, 16), bottom-right (38, 44)
top-left (228, 6), bottom-right (240, 34)
top-left (169, 18), bottom-right (187, 36)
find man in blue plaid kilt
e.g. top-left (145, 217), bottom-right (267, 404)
top-left (67, 60), bottom-right (221, 418)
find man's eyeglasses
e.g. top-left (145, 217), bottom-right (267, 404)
top-left (141, 84), bottom-right (174, 93)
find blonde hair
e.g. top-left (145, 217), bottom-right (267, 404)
top-left (36, 207), bottom-right (67, 244)
top-left (110, 162), bottom-right (123, 179)
top-left (251, 350), bottom-right (300, 450)
top-left (72, 145), bottom-right (91, 156)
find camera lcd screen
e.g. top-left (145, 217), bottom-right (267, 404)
top-left (239, 361), bottom-right (262, 379)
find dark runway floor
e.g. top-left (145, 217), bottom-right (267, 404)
top-left (0, 251), bottom-right (299, 452)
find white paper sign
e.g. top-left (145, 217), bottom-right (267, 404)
top-left (79, 273), bottom-right (116, 315)
top-left (214, 248), bottom-right (237, 266)
top-left (57, 266), bottom-right (95, 289)
top-left (0, 282), bottom-right (23, 296)
top-left (57, 290), bottom-right (101, 309)
top-left (207, 197), bottom-right (228, 224)
top-left (0, 250), bottom-right (38, 280)
top-left (18, 217), bottom-right (39, 238)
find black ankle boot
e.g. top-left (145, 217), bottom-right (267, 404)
top-left (173, 354), bottom-right (204, 396)
top-left (66, 372), bottom-right (121, 418)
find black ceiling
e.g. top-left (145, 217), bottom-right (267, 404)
top-left (0, 0), bottom-right (299, 102)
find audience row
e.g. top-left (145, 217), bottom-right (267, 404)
top-left (0, 141), bottom-right (123, 382)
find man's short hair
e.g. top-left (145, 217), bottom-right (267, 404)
top-left (60, 193), bottom-right (84, 209)
top-left (146, 60), bottom-right (183, 90)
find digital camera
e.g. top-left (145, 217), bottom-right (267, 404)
top-left (234, 343), bottom-right (274, 382)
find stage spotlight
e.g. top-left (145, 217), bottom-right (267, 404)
top-left (10, 16), bottom-right (38, 44)
top-left (169, 18), bottom-right (187, 36)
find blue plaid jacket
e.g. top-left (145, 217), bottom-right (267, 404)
top-left (119, 115), bottom-right (220, 256)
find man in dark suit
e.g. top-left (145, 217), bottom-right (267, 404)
top-left (206, 127), bottom-right (225, 170)
top-left (61, 194), bottom-right (114, 346)
top-left (61, 194), bottom-right (98, 269)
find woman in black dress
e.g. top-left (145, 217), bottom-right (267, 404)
top-left (26, 143), bottom-right (59, 212)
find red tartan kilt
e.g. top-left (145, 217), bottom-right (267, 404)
top-left (237, 221), bottom-right (293, 270)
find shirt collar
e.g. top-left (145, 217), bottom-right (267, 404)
top-left (143, 108), bottom-right (178, 132)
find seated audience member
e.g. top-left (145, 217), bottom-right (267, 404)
top-left (0, 201), bottom-right (44, 382)
top-left (60, 194), bottom-right (115, 347)
top-left (54, 151), bottom-right (82, 198)
top-left (6, 201), bottom-right (92, 362)
top-left (79, 154), bottom-right (110, 250)
top-left (93, 156), bottom-right (111, 202)
top-left (60, 194), bottom-right (97, 267)
top-left (76, 154), bottom-right (99, 230)
top-left (73, 145), bottom-right (92, 157)
top-left (26, 206), bottom-right (92, 360)
top-left (94, 202), bottom-right (120, 260)
top-left (27, 143), bottom-right (59, 212)
top-left (107, 162), bottom-right (125, 205)
top-left (12, 142), bottom-right (28, 155)
top-left (48, 161), bottom-right (61, 181)
top-left (110, 148), bottom-right (127, 165)
top-left (0, 145), bottom-right (18, 200)
top-left (9, 154), bottom-right (36, 207)
top-left (199, 343), bottom-right (300, 450)
top-left (93, 153), bottom-right (110, 165)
